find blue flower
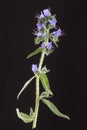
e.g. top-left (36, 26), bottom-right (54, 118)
top-left (52, 28), bottom-right (62, 37)
top-left (42, 32), bottom-right (46, 37)
top-left (39, 11), bottom-right (44, 19)
top-left (32, 64), bottom-right (38, 73)
top-left (41, 42), bottom-right (45, 48)
top-left (41, 42), bottom-right (52, 50)
top-left (37, 23), bottom-right (45, 30)
top-left (37, 32), bottom-right (46, 37)
top-left (39, 9), bottom-right (51, 19)
top-left (46, 42), bottom-right (52, 49)
top-left (43, 9), bottom-right (51, 17)
top-left (49, 19), bottom-right (57, 26)
top-left (37, 32), bottom-right (43, 37)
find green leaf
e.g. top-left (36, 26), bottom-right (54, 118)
top-left (39, 73), bottom-right (53, 95)
top-left (16, 108), bottom-right (34, 123)
top-left (42, 99), bottom-right (70, 120)
top-left (45, 49), bottom-right (54, 56)
top-left (29, 107), bottom-right (34, 116)
top-left (34, 37), bottom-right (43, 45)
top-left (50, 36), bottom-right (59, 48)
top-left (40, 91), bottom-right (51, 99)
top-left (17, 76), bottom-right (35, 99)
top-left (53, 42), bottom-right (58, 48)
top-left (26, 47), bottom-right (43, 59)
top-left (41, 66), bottom-right (50, 74)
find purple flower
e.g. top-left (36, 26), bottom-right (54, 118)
top-left (42, 32), bottom-right (46, 37)
top-left (39, 11), bottom-right (44, 19)
top-left (38, 9), bottom-right (51, 19)
top-left (32, 64), bottom-right (38, 73)
top-left (53, 28), bottom-right (62, 37)
top-left (46, 42), bottom-right (52, 49)
top-left (37, 32), bottom-right (43, 37)
top-left (37, 23), bottom-right (45, 30)
top-left (43, 9), bottom-right (51, 17)
top-left (37, 32), bottom-right (46, 37)
top-left (41, 42), bottom-right (45, 48)
top-left (41, 42), bottom-right (52, 50)
top-left (49, 19), bottom-right (57, 26)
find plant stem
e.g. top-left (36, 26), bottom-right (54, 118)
top-left (38, 49), bottom-right (45, 71)
top-left (32, 50), bottom-right (45, 129)
top-left (32, 75), bottom-right (39, 129)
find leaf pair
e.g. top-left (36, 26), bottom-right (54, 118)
top-left (42, 99), bottom-right (70, 120)
top-left (39, 73), bottom-right (70, 120)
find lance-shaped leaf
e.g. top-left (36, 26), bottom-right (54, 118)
top-left (17, 76), bottom-right (35, 99)
top-left (39, 73), bottom-right (53, 95)
top-left (42, 99), bottom-right (70, 120)
top-left (50, 36), bottom-right (59, 48)
top-left (26, 47), bottom-right (44, 59)
top-left (16, 108), bottom-right (34, 123)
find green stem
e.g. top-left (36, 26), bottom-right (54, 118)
top-left (32, 50), bottom-right (45, 129)
top-left (32, 75), bottom-right (39, 129)
top-left (38, 49), bottom-right (45, 70)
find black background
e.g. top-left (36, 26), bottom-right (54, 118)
top-left (0, 0), bottom-right (87, 130)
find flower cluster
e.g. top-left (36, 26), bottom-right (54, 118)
top-left (32, 8), bottom-right (63, 73)
top-left (34, 9), bottom-right (62, 44)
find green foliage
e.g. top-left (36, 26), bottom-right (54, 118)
top-left (42, 99), bottom-right (70, 120)
top-left (16, 108), bottom-right (35, 123)
top-left (50, 36), bottom-right (59, 47)
top-left (34, 37), bottom-right (44, 44)
top-left (40, 91), bottom-right (51, 99)
top-left (39, 73), bottom-right (53, 95)
top-left (45, 48), bottom-right (54, 56)
top-left (41, 66), bottom-right (50, 73)
top-left (17, 76), bottom-right (35, 99)
top-left (26, 47), bottom-right (44, 59)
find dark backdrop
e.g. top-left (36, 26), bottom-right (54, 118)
top-left (0, 0), bottom-right (87, 130)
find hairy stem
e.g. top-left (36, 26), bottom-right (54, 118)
top-left (32, 50), bottom-right (45, 129)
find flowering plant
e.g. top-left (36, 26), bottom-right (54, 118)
top-left (16, 8), bottom-right (70, 129)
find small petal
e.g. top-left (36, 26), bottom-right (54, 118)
top-left (40, 11), bottom-right (44, 19)
top-left (46, 42), bottom-right (52, 50)
top-left (37, 32), bottom-right (46, 37)
top-left (53, 28), bottom-right (62, 37)
top-left (49, 19), bottom-right (57, 26)
top-left (41, 42), bottom-right (45, 48)
top-left (41, 42), bottom-right (53, 49)
top-left (32, 64), bottom-right (38, 73)
top-left (43, 9), bottom-right (51, 17)
top-left (37, 32), bottom-right (42, 37)
top-left (37, 23), bottom-right (45, 30)
top-left (42, 32), bottom-right (46, 37)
